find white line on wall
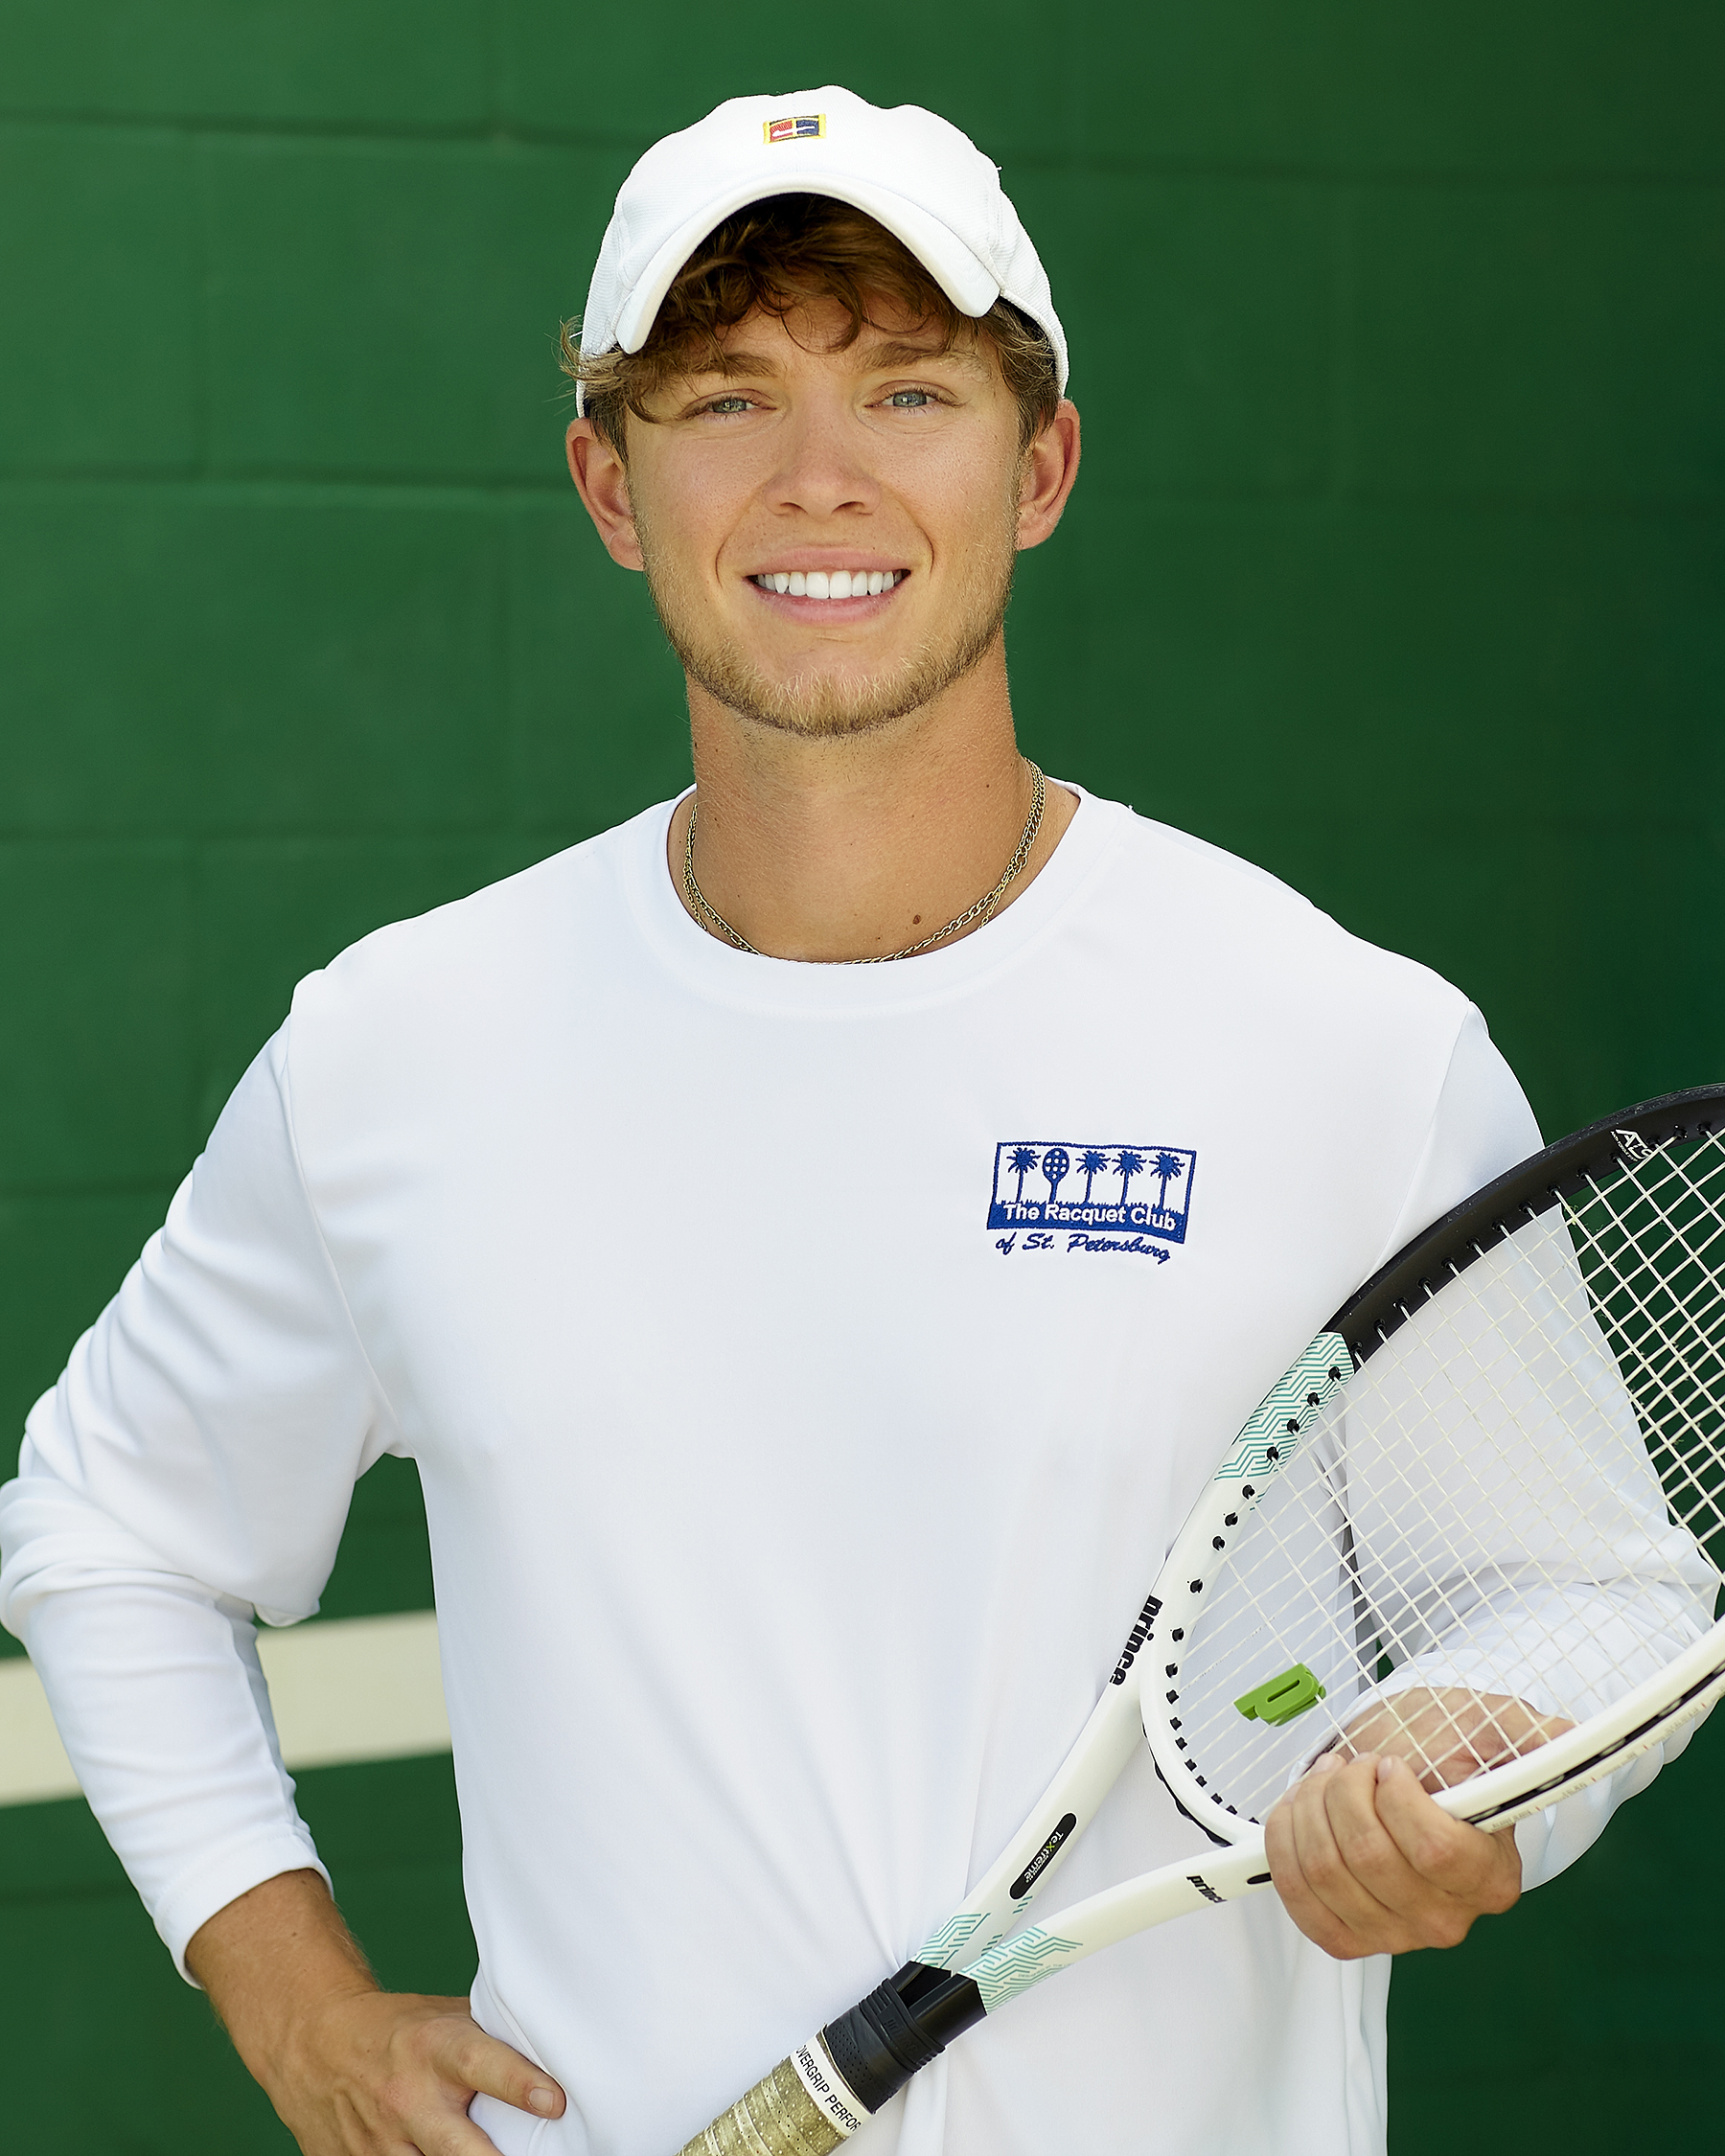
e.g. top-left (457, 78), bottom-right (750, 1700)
top-left (0, 1609), bottom-right (449, 1808)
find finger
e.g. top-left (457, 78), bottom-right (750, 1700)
top-left (1268, 1756), bottom-right (1401, 1958)
top-left (1267, 1836), bottom-right (1369, 1961)
top-left (329, 2082), bottom-right (463, 2156)
top-left (1371, 1757), bottom-right (1522, 1916)
top-left (1295, 1756), bottom-right (1414, 1938)
top-left (1307, 1757), bottom-right (1515, 1958)
top-left (1318, 1759), bottom-right (1500, 1956)
top-left (387, 2098), bottom-right (511, 2156)
top-left (1339, 1689), bottom-right (1576, 1786)
top-left (1319, 1759), bottom-right (1443, 1915)
top-left (1288, 1754), bottom-right (1485, 1957)
top-left (434, 2023), bottom-right (565, 2122)
top-left (329, 2059), bottom-right (504, 2156)
top-left (337, 2068), bottom-right (536, 2156)
top-left (347, 2013), bottom-right (564, 2155)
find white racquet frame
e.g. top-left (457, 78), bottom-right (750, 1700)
top-left (924, 1334), bottom-right (1725, 2012)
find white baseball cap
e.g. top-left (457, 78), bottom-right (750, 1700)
top-left (574, 85), bottom-right (1068, 412)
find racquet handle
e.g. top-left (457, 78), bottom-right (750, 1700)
top-left (674, 2048), bottom-right (850, 2155)
top-left (674, 1846), bottom-right (1276, 2152)
top-left (676, 1963), bottom-right (985, 2153)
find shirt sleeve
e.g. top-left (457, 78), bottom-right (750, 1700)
top-left (0, 1021), bottom-right (398, 1977)
top-left (1368, 1004), bottom-right (1703, 1891)
top-left (1374, 1002), bottom-right (1543, 1262)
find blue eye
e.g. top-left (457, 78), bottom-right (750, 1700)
top-left (705, 396), bottom-right (752, 414)
top-left (886, 389), bottom-right (934, 408)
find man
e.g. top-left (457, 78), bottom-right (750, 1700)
top-left (0, 86), bottom-right (1651, 2156)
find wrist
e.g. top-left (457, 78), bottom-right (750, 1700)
top-left (188, 1869), bottom-right (381, 2091)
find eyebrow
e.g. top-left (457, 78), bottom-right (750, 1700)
top-left (862, 338), bottom-right (991, 379)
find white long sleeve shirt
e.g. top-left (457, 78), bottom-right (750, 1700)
top-left (0, 789), bottom-right (1669, 2155)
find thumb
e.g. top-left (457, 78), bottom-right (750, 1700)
top-left (443, 2020), bottom-right (565, 2120)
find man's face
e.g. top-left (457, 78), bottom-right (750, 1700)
top-left (596, 303), bottom-right (1039, 737)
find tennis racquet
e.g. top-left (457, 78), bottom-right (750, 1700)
top-left (677, 1084), bottom-right (1725, 2156)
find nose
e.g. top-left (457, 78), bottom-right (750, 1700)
top-left (765, 397), bottom-right (880, 522)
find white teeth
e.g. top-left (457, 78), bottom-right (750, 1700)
top-left (755, 569), bottom-right (902, 596)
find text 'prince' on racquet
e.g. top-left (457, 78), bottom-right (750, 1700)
top-left (678, 1085), bottom-right (1725, 2156)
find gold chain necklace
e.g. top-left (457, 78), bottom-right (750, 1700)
top-left (682, 761), bottom-right (1047, 964)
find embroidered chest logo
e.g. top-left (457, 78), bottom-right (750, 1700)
top-left (988, 1141), bottom-right (1196, 1260)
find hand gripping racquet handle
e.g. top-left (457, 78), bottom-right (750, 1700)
top-left (675, 1963), bottom-right (985, 2154)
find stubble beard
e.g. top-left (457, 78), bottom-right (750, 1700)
top-left (636, 501), bottom-right (1021, 740)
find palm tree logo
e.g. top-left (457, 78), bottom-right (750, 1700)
top-left (1007, 1145), bottom-right (1041, 1203)
top-left (1152, 1150), bottom-right (1186, 1219)
top-left (1115, 1148), bottom-right (1147, 1207)
top-left (1078, 1148), bottom-right (1110, 1205)
top-left (1042, 1146), bottom-right (1071, 1203)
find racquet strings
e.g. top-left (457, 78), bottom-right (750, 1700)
top-left (1168, 1134), bottom-right (1725, 1825)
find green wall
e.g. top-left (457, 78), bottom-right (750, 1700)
top-left (1, 5), bottom-right (1721, 2148)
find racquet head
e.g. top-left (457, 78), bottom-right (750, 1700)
top-left (1143, 1087), bottom-right (1725, 1840)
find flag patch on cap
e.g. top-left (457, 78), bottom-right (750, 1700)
top-left (764, 113), bottom-right (824, 143)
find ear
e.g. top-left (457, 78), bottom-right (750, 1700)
top-left (566, 416), bottom-right (644, 571)
top-left (1015, 400), bottom-right (1082, 553)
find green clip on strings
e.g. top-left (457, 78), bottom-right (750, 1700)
top-left (1233, 1664), bottom-right (1326, 1727)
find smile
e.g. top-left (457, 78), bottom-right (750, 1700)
top-left (750, 569), bottom-right (904, 599)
